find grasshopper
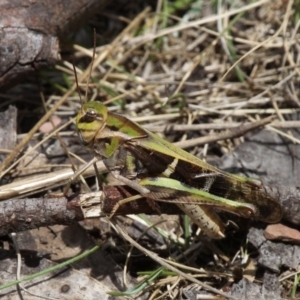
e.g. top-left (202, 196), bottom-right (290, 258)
top-left (75, 101), bottom-right (282, 238)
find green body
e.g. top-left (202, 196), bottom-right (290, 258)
top-left (76, 101), bottom-right (282, 238)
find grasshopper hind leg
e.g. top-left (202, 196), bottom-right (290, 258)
top-left (177, 203), bottom-right (225, 239)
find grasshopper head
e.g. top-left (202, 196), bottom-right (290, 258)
top-left (76, 101), bottom-right (108, 145)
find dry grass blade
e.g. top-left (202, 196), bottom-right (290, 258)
top-left (113, 222), bottom-right (238, 300)
top-left (175, 115), bottom-right (275, 149)
top-left (0, 161), bottom-right (106, 200)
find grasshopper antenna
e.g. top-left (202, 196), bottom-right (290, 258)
top-left (86, 29), bottom-right (103, 190)
top-left (84, 29), bottom-right (97, 104)
top-left (72, 58), bottom-right (83, 107)
top-left (64, 44), bottom-right (96, 195)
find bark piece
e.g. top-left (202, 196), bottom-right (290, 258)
top-left (0, 106), bottom-right (17, 162)
top-left (0, 0), bottom-right (108, 89)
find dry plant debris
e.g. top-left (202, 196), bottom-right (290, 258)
top-left (1, 0), bottom-right (300, 299)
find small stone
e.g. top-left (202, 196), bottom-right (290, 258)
top-left (39, 115), bottom-right (62, 133)
top-left (264, 223), bottom-right (300, 244)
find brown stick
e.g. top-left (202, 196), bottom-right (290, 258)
top-left (0, 185), bottom-right (182, 236)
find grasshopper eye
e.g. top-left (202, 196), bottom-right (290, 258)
top-left (87, 108), bottom-right (96, 114)
top-left (80, 108), bottom-right (100, 123)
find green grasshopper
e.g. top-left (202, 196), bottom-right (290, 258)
top-left (75, 101), bottom-right (282, 238)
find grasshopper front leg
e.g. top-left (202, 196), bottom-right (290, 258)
top-left (102, 149), bottom-right (152, 216)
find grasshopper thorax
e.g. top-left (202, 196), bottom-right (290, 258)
top-left (76, 101), bottom-right (108, 145)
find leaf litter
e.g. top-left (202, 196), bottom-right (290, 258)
top-left (0, 0), bottom-right (300, 299)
